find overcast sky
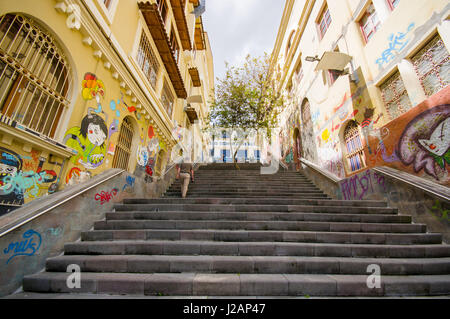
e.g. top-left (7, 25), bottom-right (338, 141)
top-left (202, 0), bottom-right (285, 82)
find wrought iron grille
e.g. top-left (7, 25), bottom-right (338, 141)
top-left (0, 14), bottom-right (72, 139)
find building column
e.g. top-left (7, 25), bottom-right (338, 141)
top-left (397, 59), bottom-right (427, 107)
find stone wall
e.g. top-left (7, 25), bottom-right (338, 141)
top-left (0, 167), bottom-right (177, 297)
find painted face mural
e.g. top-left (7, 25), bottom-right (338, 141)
top-left (398, 105), bottom-right (450, 179)
top-left (418, 117), bottom-right (450, 157)
top-left (64, 113), bottom-right (109, 169)
top-left (87, 123), bottom-right (107, 147)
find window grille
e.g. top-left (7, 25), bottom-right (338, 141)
top-left (380, 71), bottom-right (412, 120)
top-left (412, 34), bottom-right (449, 98)
top-left (137, 31), bottom-right (160, 89)
top-left (0, 14), bottom-right (72, 139)
top-left (112, 117), bottom-right (134, 171)
top-left (156, 0), bottom-right (168, 23)
top-left (155, 149), bottom-right (166, 176)
top-left (161, 78), bottom-right (174, 117)
top-left (344, 120), bottom-right (366, 172)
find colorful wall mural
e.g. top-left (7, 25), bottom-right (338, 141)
top-left (0, 145), bottom-right (64, 213)
top-left (280, 70), bottom-right (449, 185)
top-left (62, 72), bottom-right (166, 187)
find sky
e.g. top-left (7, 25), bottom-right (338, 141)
top-left (202, 0), bottom-right (286, 82)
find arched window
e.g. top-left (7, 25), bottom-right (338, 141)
top-left (112, 117), bottom-right (134, 171)
top-left (343, 120), bottom-right (366, 172)
top-left (285, 30), bottom-right (295, 58)
top-left (0, 14), bottom-right (72, 139)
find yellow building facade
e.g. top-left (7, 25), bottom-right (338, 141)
top-left (273, 0), bottom-right (449, 185)
top-left (0, 0), bottom-right (214, 213)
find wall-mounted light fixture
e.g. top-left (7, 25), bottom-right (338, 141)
top-left (305, 55), bottom-right (321, 62)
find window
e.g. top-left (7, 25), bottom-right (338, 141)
top-left (136, 31), bottom-right (160, 89)
top-left (359, 3), bottom-right (381, 43)
top-left (387, 0), bottom-right (400, 10)
top-left (0, 14), bottom-right (72, 139)
top-left (161, 79), bottom-right (174, 117)
top-left (344, 121), bottom-right (366, 172)
top-left (411, 34), bottom-right (449, 98)
top-left (285, 30), bottom-right (295, 57)
top-left (294, 60), bottom-right (304, 86)
top-left (318, 4), bottom-right (332, 39)
top-left (112, 117), bottom-right (134, 171)
top-left (103, 0), bottom-right (112, 9)
top-left (156, 0), bottom-right (168, 23)
top-left (328, 69), bottom-right (341, 85)
top-left (170, 27), bottom-right (180, 63)
top-left (155, 149), bottom-right (166, 176)
top-left (380, 71), bottom-right (412, 120)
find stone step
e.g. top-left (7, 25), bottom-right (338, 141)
top-left (113, 204), bottom-right (398, 214)
top-left (81, 229), bottom-right (443, 245)
top-left (89, 229), bottom-right (442, 244)
top-left (22, 272), bottom-right (450, 296)
top-left (93, 220), bottom-right (425, 233)
top-left (45, 255), bottom-right (450, 275)
top-left (63, 240), bottom-right (450, 258)
top-left (105, 212), bottom-right (411, 224)
top-left (163, 192), bottom-right (330, 198)
top-left (82, 229), bottom-right (443, 244)
top-left (170, 183), bottom-right (318, 188)
top-left (168, 186), bottom-right (321, 192)
top-left (23, 272), bottom-right (450, 296)
top-left (123, 198), bottom-right (387, 207)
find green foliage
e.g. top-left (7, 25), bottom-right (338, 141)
top-left (205, 53), bottom-right (287, 162)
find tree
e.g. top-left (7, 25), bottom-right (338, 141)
top-left (205, 53), bottom-right (286, 167)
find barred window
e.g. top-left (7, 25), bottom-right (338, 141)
top-left (412, 34), bottom-right (449, 98)
top-left (0, 14), bottom-right (72, 139)
top-left (112, 116), bottom-right (134, 171)
top-left (155, 149), bottom-right (166, 176)
top-left (161, 79), bottom-right (174, 117)
top-left (380, 71), bottom-right (412, 120)
top-left (137, 31), bottom-right (160, 89)
top-left (344, 120), bottom-right (366, 172)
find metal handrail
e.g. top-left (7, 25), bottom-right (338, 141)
top-left (373, 167), bottom-right (450, 203)
top-left (0, 169), bottom-right (124, 238)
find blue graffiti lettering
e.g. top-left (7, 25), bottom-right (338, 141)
top-left (3, 229), bottom-right (42, 264)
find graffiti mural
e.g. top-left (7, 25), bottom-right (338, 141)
top-left (0, 147), bottom-right (63, 207)
top-left (64, 112), bottom-right (109, 169)
top-left (82, 73), bottom-right (105, 101)
top-left (397, 104), bottom-right (450, 180)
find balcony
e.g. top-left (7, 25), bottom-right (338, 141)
top-left (188, 67), bottom-right (201, 87)
top-left (184, 104), bottom-right (199, 124)
top-left (169, 0), bottom-right (192, 51)
top-left (138, 1), bottom-right (187, 99)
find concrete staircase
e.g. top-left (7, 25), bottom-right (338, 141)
top-left (22, 164), bottom-right (450, 297)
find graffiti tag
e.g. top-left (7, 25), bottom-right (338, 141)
top-left (95, 188), bottom-right (119, 205)
top-left (3, 229), bottom-right (42, 264)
